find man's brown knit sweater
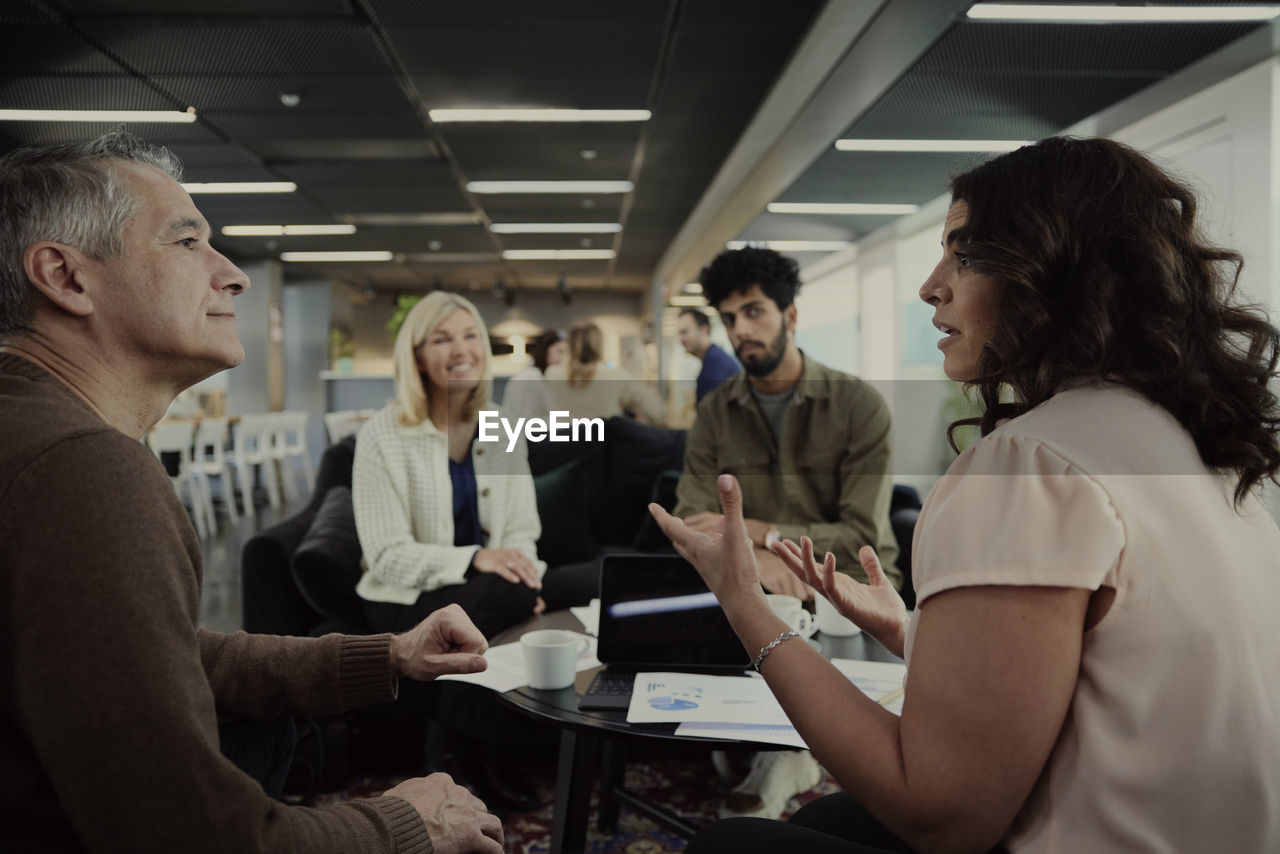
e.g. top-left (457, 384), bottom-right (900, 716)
top-left (0, 354), bottom-right (432, 853)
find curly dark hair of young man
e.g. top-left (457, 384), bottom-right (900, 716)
top-left (948, 135), bottom-right (1280, 504)
top-left (698, 246), bottom-right (801, 311)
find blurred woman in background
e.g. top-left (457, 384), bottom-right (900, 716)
top-left (500, 327), bottom-right (566, 425)
top-left (544, 321), bottom-right (665, 423)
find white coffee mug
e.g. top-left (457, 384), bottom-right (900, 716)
top-left (815, 594), bottom-right (861, 637)
top-left (521, 629), bottom-right (591, 690)
top-left (766, 593), bottom-right (815, 637)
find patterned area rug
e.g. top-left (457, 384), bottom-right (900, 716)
top-left (321, 749), bottom-right (840, 853)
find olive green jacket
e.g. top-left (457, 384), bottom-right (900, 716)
top-left (673, 353), bottom-right (901, 587)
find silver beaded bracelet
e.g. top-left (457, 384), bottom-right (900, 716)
top-left (753, 630), bottom-right (802, 671)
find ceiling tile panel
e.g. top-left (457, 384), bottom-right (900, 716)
top-left (82, 19), bottom-right (388, 75)
top-left (152, 74), bottom-right (412, 115)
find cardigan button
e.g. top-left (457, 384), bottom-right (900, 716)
top-left (481, 487), bottom-right (490, 497)
top-left (476, 448), bottom-right (483, 455)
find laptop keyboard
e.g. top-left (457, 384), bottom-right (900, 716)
top-left (577, 671), bottom-right (635, 711)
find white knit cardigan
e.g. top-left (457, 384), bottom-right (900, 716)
top-left (352, 403), bottom-right (545, 605)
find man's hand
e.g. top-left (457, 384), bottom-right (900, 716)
top-left (685, 512), bottom-right (774, 548)
top-left (472, 547), bottom-right (541, 589)
top-left (390, 603), bottom-right (488, 681)
top-left (754, 547), bottom-right (814, 601)
top-left (385, 773), bottom-right (503, 854)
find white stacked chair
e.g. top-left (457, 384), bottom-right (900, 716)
top-left (192, 416), bottom-right (239, 525)
top-left (232, 414), bottom-right (281, 519)
top-left (270, 410), bottom-right (316, 504)
top-left (147, 420), bottom-right (213, 538)
top-left (323, 408), bottom-right (376, 444)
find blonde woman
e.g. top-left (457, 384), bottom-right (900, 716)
top-left (352, 292), bottom-right (545, 637)
top-left (543, 321), bottom-right (665, 423)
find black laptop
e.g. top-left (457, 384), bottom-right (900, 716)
top-left (578, 553), bottom-right (751, 711)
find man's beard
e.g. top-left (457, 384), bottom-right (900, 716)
top-left (737, 323), bottom-right (788, 377)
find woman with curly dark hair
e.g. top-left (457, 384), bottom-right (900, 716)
top-left (653, 137), bottom-right (1280, 853)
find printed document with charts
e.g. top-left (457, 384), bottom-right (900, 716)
top-left (627, 659), bottom-right (905, 748)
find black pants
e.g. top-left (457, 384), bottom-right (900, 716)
top-left (362, 562), bottom-right (599, 639)
top-left (685, 792), bottom-right (916, 854)
top-left (219, 717), bottom-right (297, 800)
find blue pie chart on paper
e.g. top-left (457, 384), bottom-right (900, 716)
top-left (649, 696), bottom-right (698, 711)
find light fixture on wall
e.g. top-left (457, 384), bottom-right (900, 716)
top-left (558, 275), bottom-right (572, 306)
top-left (493, 274), bottom-right (506, 301)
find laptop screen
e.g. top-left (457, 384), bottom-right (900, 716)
top-left (597, 554), bottom-right (751, 670)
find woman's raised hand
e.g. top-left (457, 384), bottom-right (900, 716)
top-left (772, 539), bottom-right (909, 658)
top-left (648, 474), bottom-right (768, 615)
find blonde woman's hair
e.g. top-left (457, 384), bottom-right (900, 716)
top-left (567, 322), bottom-right (603, 388)
top-left (392, 292), bottom-right (492, 426)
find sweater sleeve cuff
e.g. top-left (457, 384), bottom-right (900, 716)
top-left (359, 795), bottom-right (433, 854)
top-left (339, 633), bottom-right (399, 710)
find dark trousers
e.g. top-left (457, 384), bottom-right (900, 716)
top-left (362, 562), bottom-right (599, 639)
top-left (686, 792), bottom-right (916, 854)
top-left (218, 717), bottom-right (298, 800)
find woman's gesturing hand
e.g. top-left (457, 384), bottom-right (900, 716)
top-left (472, 547), bottom-right (541, 590)
top-left (773, 539), bottom-right (909, 658)
top-left (648, 474), bottom-right (768, 615)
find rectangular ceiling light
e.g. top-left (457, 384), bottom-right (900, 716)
top-left (490, 222), bottom-right (623, 234)
top-left (768, 202), bottom-right (919, 215)
top-left (835, 139), bottom-right (1030, 152)
top-left (344, 212), bottom-right (479, 226)
top-left (430, 108), bottom-right (650, 122)
top-left (669, 295), bottom-right (708, 307)
top-left (0, 108), bottom-right (198, 123)
top-left (280, 251), bottom-right (393, 262)
top-left (467, 180), bottom-right (634, 194)
top-left (966, 4), bottom-right (1280, 22)
top-left (222, 224), bottom-right (356, 236)
top-left (501, 249), bottom-right (616, 260)
top-left (184, 182), bottom-right (297, 194)
top-left (727, 240), bottom-right (853, 252)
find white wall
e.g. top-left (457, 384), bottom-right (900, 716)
top-left (791, 55), bottom-right (1280, 507)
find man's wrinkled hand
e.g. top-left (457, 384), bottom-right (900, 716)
top-left (385, 773), bottom-right (503, 854)
top-left (390, 603), bottom-right (488, 681)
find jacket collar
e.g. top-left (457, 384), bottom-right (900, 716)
top-left (727, 349), bottom-right (830, 407)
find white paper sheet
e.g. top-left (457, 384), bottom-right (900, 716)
top-left (830, 658), bottom-right (907, 716)
top-left (627, 672), bottom-right (792, 724)
top-left (674, 721), bottom-right (809, 749)
top-left (435, 636), bottom-right (601, 693)
top-left (569, 598), bottom-right (600, 635)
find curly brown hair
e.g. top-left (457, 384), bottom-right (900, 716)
top-left (948, 136), bottom-right (1280, 504)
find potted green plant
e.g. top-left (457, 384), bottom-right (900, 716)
top-left (386, 294), bottom-right (423, 343)
top-left (329, 328), bottom-right (356, 372)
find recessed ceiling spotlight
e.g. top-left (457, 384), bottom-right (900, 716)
top-left (0, 108), bottom-right (197, 123)
top-left (835, 139), bottom-right (1030, 153)
top-left (279, 92), bottom-right (302, 108)
top-left (428, 240), bottom-right (443, 251)
top-left (726, 240), bottom-right (853, 252)
top-left (429, 108), bottom-right (651, 123)
top-left (580, 149), bottom-right (599, 160)
top-left (490, 222), bottom-right (622, 234)
top-left (767, 202), bottom-right (919, 215)
top-left (580, 238), bottom-right (592, 248)
top-left (221, 224), bottom-right (356, 236)
top-left (966, 3), bottom-right (1280, 23)
top-left (466, 180), bottom-right (634, 194)
top-left (184, 182), bottom-right (297, 194)
top-left (581, 199), bottom-right (597, 210)
top-left (279, 251), bottom-right (394, 262)
top-left (502, 249), bottom-right (616, 260)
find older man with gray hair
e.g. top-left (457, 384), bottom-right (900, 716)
top-left (0, 130), bottom-right (502, 853)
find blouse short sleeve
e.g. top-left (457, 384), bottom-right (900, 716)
top-left (913, 432), bottom-right (1125, 604)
